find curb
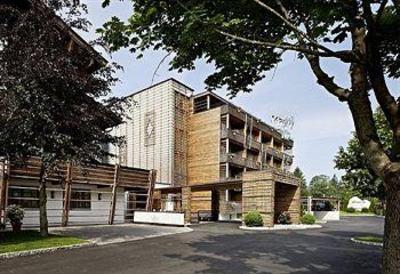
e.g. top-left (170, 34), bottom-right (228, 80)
top-left (0, 242), bottom-right (97, 260)
top-left (239, 224), bottom-right (322, 231)
top-left (351, 238), bottom-right (383, 247)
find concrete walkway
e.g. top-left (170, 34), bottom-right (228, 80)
top-left (50, 223), bottom-right (192, 245)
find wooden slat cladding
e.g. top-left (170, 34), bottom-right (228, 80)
top-left (187, 108), bottom-right (221, 184)
top-left (7, 158), bottom-right (151, 188)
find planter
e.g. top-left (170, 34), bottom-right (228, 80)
top-left (11, 222), bottom-right (22, 233)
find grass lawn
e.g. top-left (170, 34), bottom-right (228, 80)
top-left (340, 211), bottom-right (377, 217)
top-left (0, 230), bottom-right (87, 254)
top-left (354, 235), bottom-right (383, 243)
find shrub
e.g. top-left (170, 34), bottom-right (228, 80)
top-left (244, 211), bottom-right (264, 227)
top-left (361, 208), bottom-right (370, 213)
top-left (6, 205), bottom-right (24, 225)
top-left (277, 212), bottom-right (292, 225)
top-left (369, 197), bottom-right (382, 215)
top-left (301, 213), bottom-right (316, 225)
top-left (346, 207), bottom-right (356, 213)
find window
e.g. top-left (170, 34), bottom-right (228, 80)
top-left (70, 190), bottom-right (91, 210)
top-left (8, 188), bottom-right (39, 209)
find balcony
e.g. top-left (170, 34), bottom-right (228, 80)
top-left (220, 152), bottom-right (246, 166)
top-left (221, 128), bottom-right (245, 145)
top-left (221, 128), bottom-right (262, 151)
top-left (220, 153), bottom-right (261, 170)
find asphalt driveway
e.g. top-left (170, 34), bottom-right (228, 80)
top-left (49, 223), bottom-right (192, 245)
top-left (0, 216), bottom-right (383, 274)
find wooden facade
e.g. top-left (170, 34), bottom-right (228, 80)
top-left (0, 158), bottom-right (156, 227)
top-left (110, 79), bottom-right (300, 227)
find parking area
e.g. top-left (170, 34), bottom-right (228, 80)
top-left (50, 223), bottom-right (192, 245)
top-left (0, 216), bottom-right (383, 274)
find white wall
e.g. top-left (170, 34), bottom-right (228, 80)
top-left (109, 79), bottom-right (192, 186)
top-left (312, 211), bottom-right (340, 221)
top-left (134, 211), bottom-right (185, 226)
top-left (6, 181), bottom-right (125, 228)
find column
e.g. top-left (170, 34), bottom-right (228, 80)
top-left (242, 171), bottom-right (275, 227)
top-left (182, 186), bottom-right (192, 224)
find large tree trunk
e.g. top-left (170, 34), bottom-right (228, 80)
top-left (382, 173), bottom-right (400, 273)
top-left (38, 163), bottom-right (48, 237)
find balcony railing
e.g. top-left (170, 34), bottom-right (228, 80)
top-left (220, 152), bottom-right (261, 170)
top-left (221, 128), bottom-right (262, 151)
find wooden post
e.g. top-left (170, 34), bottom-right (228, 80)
top-left (108, 164), bottom-right (120, 225)
top-left (61, 163), bottom-right (72, 227)
top-left (182, 186), bottom-right (192, 224)
top-left (0, 160), bottom-right (8, 225)
top-left (145, 169), bottom-right (157, 211)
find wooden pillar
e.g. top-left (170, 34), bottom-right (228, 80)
top-left (0, 160), bottom-right (9, 225)
top-left (243, 114), bottom-right (248, 159)
top-left (145, 169), bottom-right (157, 211)
top-left (226, 114), bottom-right (230, 129)
top-left (108, 164), bottom-right (120, 225)
top-left (242, 171), bottom-right (275, 227)
top-left (211, 189), bottom-right (219, 221)
top-left (307, 196), bottom-right (312, 213)
top-left (206, 95), bottom-right (211, 110)
top-left (182, 186), bottom-right (192, 224)
top-left (61, 163), bottom-right (72, 227)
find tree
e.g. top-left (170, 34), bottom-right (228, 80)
top-left (0, 1), bottom-right (124, 236)
top-left (309, 175), bottom-right (338, 198)
top-left (293, 167), bottom-right (308, 197)
top-left (98, 1), bottom-right (400, 271)
top-left (335, 108), bottom-right (389, 201)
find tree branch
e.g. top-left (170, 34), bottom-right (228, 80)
top-left (306, 55), bottom-right (350, 101)
top-left (217, 30), bottom-right (349, 59)
top-left (253, 0), bottom-right (349, 61)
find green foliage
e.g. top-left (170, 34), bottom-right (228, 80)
top-left (309, 175), bottom-right (338, 198)
top-left (98, 1), bottom-right (400, 94)
top-left (244, 211), bottom-right (263, 227)
top-left (346, 207), bottom-right (356, 213)
top-left (277, 212), bottom-right (292, 225)
top-left (6, 205), bottom-right (24, 224)
top-left (369, 197), bottom-right (384, 215)
top-left (361, 208), bottom-right (370, 213)
top-left (301, 214), bottom-right (316, 225)
top-left (293, 167), bottom-right (308, 197)
top-left (0, 2), bottom-right (125, 167)
top-left (0, 230), bottom-right (86, 254)
top-left (335, 108), bottom-right (388, 201)
top-left (354, 236), bottom-right (383, 244)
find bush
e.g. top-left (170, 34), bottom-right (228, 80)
top-left (346, 207), bottom-right (356, 213)
top-left (244, 211), bottom-right (264, 227)
top-left (6, 205), bottom-right (24, 224)
top-left (277, 212), bottom-right (292, 225)
top-left (301, 213), bottom-right (316, 225)
top-left (369, 197), bottom-right (382, 215)
top-left (361, 208), bottom-right (370, 213)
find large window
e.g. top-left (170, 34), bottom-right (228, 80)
top-left (8, 188), bottom-right (39, 209)
top-left (70, 190), bottom-right (91, 210)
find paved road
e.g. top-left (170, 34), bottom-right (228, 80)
top-left (0, 217), bottom-right (383, 274)
top-left (50, 223), bottom-right (191, 245)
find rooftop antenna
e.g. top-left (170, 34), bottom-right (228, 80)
top-left (271, 114), bottom-right (294, 139)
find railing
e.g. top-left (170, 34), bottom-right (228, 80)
top-left (262, 165), bottom-right (299, 185)
top-left (221, 128), bottom-right (261, 150)
top-left (220, 153), bottom-right (261, 170)
top-left (5, 157), bottom-right (151, 188)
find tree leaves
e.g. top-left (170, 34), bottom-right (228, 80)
top-left (0, 2), bottom-right (124, 167)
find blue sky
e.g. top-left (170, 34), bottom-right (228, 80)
top-left (80, 1), bottom-right (361, 182)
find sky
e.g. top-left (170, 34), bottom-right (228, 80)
top-left (79, 1), bottom-right (362, 182)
